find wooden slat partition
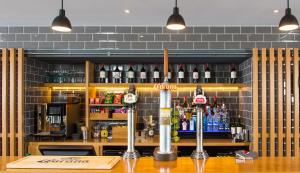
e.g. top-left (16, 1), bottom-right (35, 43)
top-left (2, 48), bottom-right (9, 156)
top-left (9, 48), bottom-right (16, 156)
top-left (17, 48), bottom-right (25, 156)
top-left (252, 48), bottom-right (300, 157)
top-left (1, 48), bottom-right (25, 156)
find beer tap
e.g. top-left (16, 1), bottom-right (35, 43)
top-left (123, 84), bottom-right (140, 159)
top-left (191, 86), bottom-right (209, 160)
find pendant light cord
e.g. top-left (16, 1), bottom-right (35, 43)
top-left (61, 0), bottom-right (64, 10)
top-left (175, 0), bottom-right (177, 7)
top-left (287, 0), bottom-right (289, 8)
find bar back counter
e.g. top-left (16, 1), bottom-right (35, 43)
top-left (0, 47), bottom-right (299, 160)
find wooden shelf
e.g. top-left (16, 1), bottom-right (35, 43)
top-left (89, 118), bottom-right (127, 121)
top-left (43, 83), bottom-right (85, 87)
top-left (89, 104), bottom-right (124, 107)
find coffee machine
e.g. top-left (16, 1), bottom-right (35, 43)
top-left (35, 103), bottom-right (80, 138)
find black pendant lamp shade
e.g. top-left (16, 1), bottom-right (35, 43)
top-left (166, 0), bottom-right (186, 30)
top-left (51, 0), bottom-right (72, 32)
top-left (279, 0), bottom-right (299, 31)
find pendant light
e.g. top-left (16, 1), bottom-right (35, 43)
top-left (166, 0), bottom-right (186, 30)
top-left (279, 0), bottom-right (299, 31)
top-left (51, 0), bottom-right (72, 32)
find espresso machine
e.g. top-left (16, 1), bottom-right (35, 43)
top-left (47, 103), bottom-right (80, 137)
top-left (35, 103), bottom-right (80, 138)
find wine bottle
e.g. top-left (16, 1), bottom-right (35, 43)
top-left (230, 118), bottom-right (236, 138)
top-left (140, 65), bottom-right (147, 83)
top-left (127, 65), bottom-right (135, 83)
top-left (192, 66), bottom-right (199, 83)
top-left (178, 64), bottom-right (185, 83)
top-left (204, 63), bottom-right (211, 83)
top-left (112, 65), bottom-right (121, 83)
top-left (230, 64), bottom-right (237, 83)
top-left (99, 65), bottom-right (106, 83)
top-left (153, 65), bottom-right (160, 83)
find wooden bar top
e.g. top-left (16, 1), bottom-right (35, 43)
top-left (29, 137), bottom-right (250, 147)
top-left (1, 156), bottom-right (300, 173)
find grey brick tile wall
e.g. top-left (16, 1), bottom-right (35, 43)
top-left (0, 26), bottom-right (298, 50)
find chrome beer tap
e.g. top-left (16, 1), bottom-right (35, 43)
top-left (191, 86), bottom-right (209, 160)
top-left (123, 84), bottom-right (140, 159)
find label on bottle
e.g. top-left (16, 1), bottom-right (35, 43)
top-left (178, 71), bottom-right (184, 79)
top-left (140, 72), bottom-right (146, 79)
top-left (236, 127), bottom-right (243, 134)
top-left (113, 72), bottom-right (120, 79)
top-left (231, 127), bottom-right (236, 135)
top-left (168, 72), bottom-right (172, 79)
top-left (128, 71), bottom-right (134, 78)
top-left (205, 71), bottom-right (211, 78)
top-left (100, 71), bottom-right (106, 78)
top-left (154, 71), bottom-right (159, 78)
top-left (193, 72), bottom-right (199, 79)
top-left (231, 71), bottom-right (237, 79)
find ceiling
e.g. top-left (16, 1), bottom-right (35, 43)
top-left (0, 0), bottom-right (299, 26)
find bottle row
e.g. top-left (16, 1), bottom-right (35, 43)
top-left (95, 64), bottom-right (238, 84)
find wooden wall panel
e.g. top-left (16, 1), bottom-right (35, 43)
top-left (253, 48), bottom-right (299, 157)
top-left (252, 48), bottom-right (259, 153)
top-left (261, 48), bottom-right (267, 156)
top-left (277, 49), bottom-right (284, 156)
top-left (293, 48), bottom-right (299, 157)
top-left (285, 48), bottom-right (292, 157)
top-left (17, 48), bottom-right (25, 156)
top-left (269, 48), bottom-right (275, 157)
top-left (2, 48), bottom-right (9, 156)
top-left (9, 48), bottom-right (16, 156)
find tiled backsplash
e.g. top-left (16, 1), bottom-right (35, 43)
top-left (0, 26), bottom-right (299, 50)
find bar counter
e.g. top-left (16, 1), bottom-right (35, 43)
top-left (1, 156), bottom-right (300, 173)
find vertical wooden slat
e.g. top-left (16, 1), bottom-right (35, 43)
top-left (85, 61), bottom-right (90, 130)
top-left (261, 48), bottom-right (267, 156)
top-left (17, 48), bottom-right (24, 156)
top-left (285, 48), bottom-right (292, 157)
top-left (293, 48), bottom-right (299, 157)
top-left (269, 48), bottom-right (275, 157)
top-left (252, 48), bottom-right (259, 153)
top-left (2, 48), bottom-right (9, 156)
top-left (277, 48), bottom-right (284, 156)
top-left (9, 48), bottom-right (16, 156)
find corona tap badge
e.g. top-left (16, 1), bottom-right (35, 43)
top-left (154, 83), bottom-right (177, 90)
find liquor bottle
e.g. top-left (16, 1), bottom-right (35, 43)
top-left (204, 63), bottom-right (211, 83)
top-left (192, 66), bottom-right (199, 83)
top-left (221, 98), bottom-right (230, 131)
top-left (230, 118), bottom-right (236, 138)
top-left (181, 115), bottom-right (188, 131)
top-left (99, 65), bottom-right (106, 83)
top-left (127, 65), bottom-right (135, 83)
top-left (212, 96), bottom-right (220, 131)
top-left (140, 65), bottom-right (147, 83)
top-left (168, 68), bottom-right (172, 82)
top-left (178, 64), bottom-right (185, 83)
top-left (230, 64), bottom-right (237, 83)
top-left (236, 115), bottom-right (243, 135)
top-left (189, 115), bottom-right (195, 131)
top-left (153, 65), bottom-right (160, 83)
top-left (112, 65), bottom-right (121, 83)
